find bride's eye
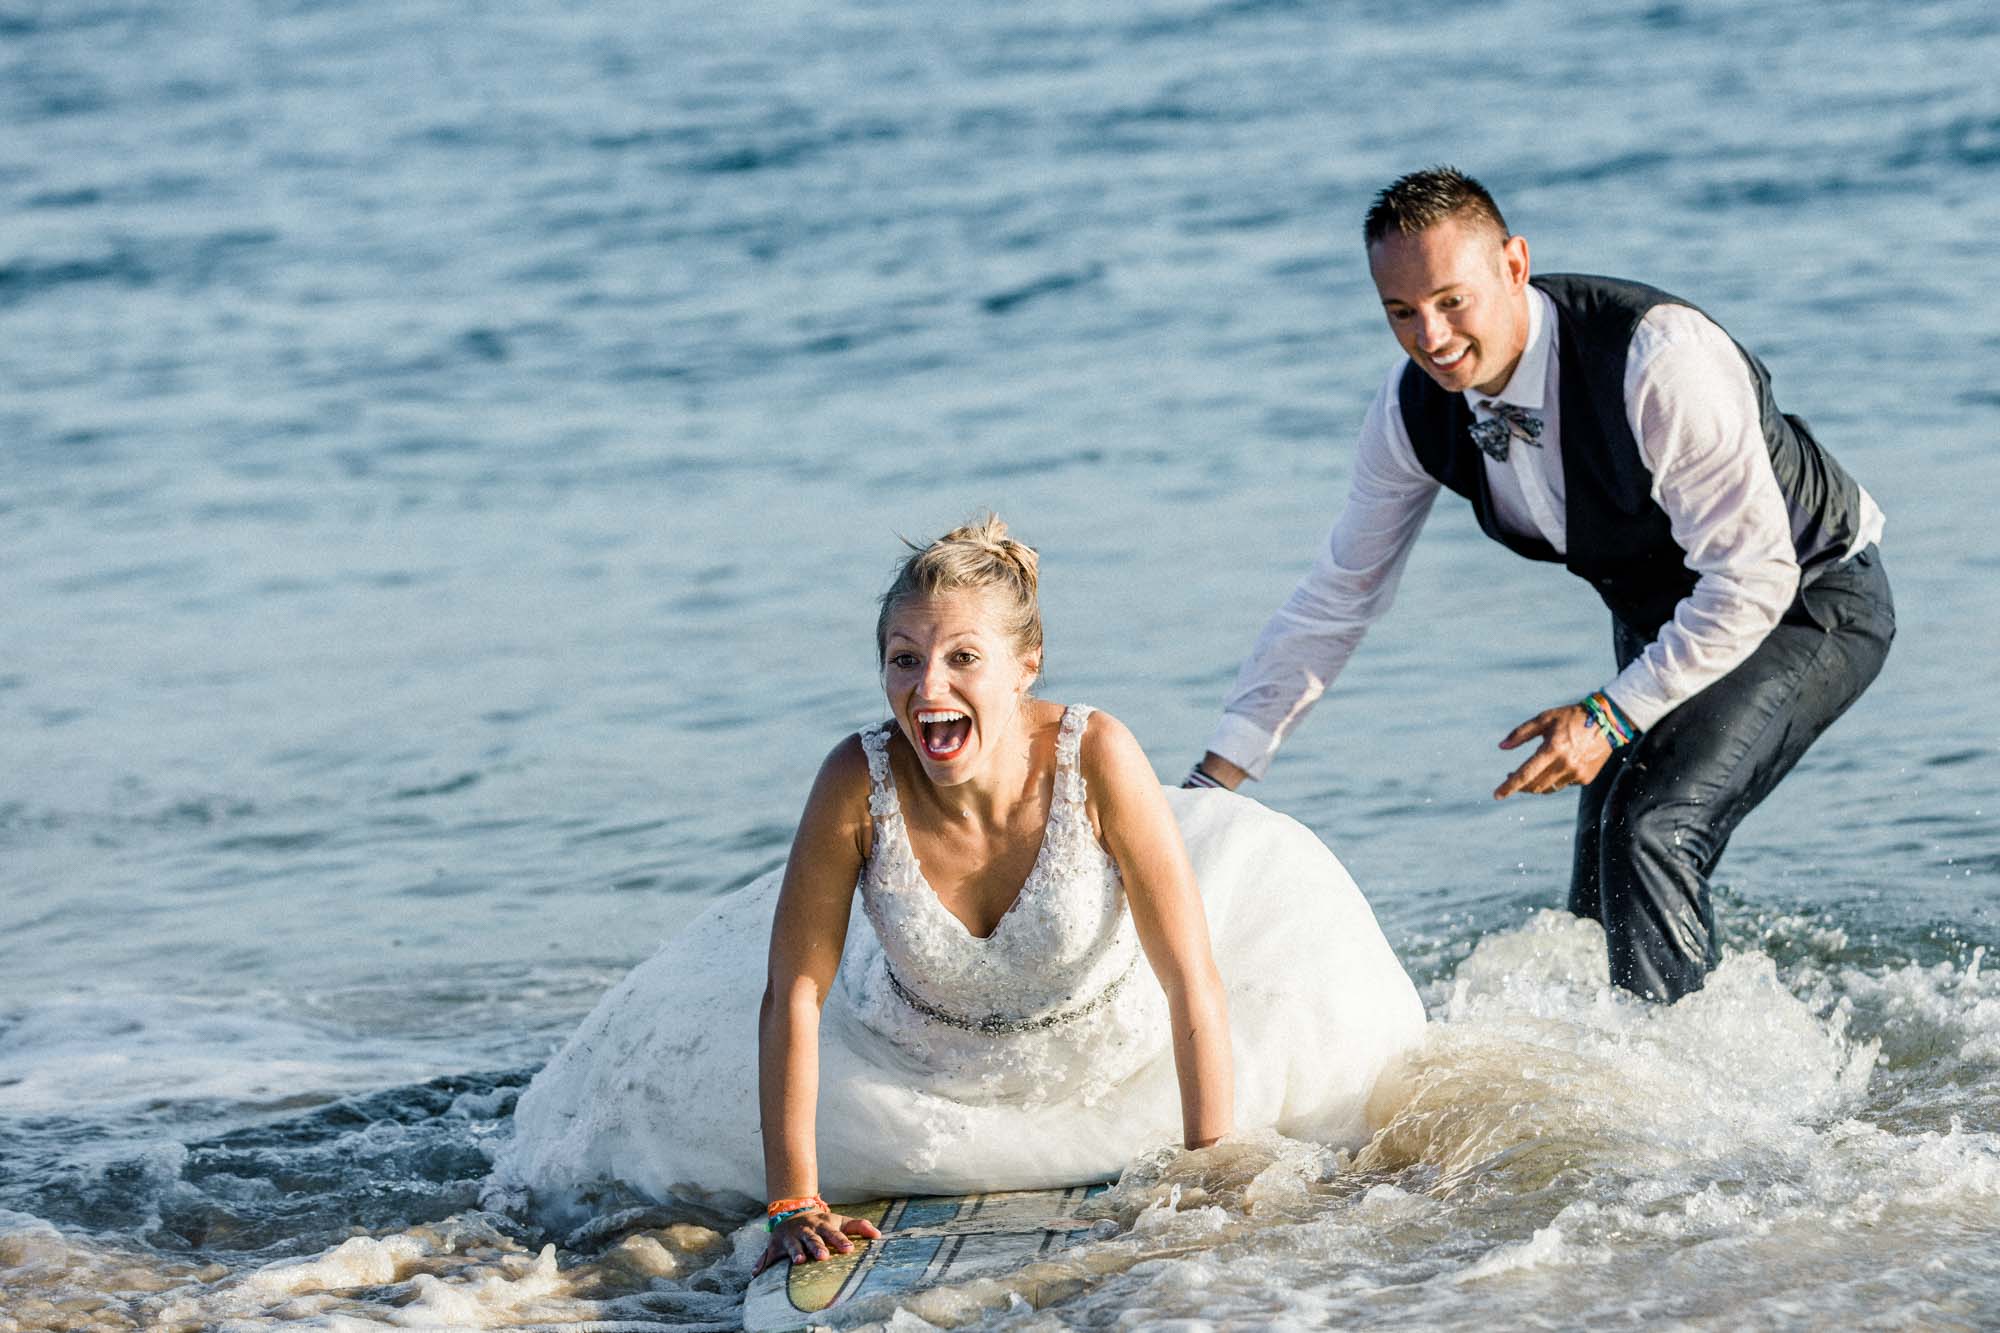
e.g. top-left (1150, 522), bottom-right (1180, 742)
top-left (889, 652), bottom-right (919, 670)
top-left (951, 650), bottom-right (980, 666)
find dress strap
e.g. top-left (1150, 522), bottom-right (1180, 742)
top-left (1053, 703), bottom-right (1095, 806)
top-left (859, 723), bottom-right (900, 819)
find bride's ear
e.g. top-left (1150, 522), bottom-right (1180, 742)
top-left (1019, 653), bottom-right (1041, 692)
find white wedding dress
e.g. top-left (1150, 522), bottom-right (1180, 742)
top-left (496, 706), bottom-right (1424, 1217)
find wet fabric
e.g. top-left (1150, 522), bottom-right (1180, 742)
top-left (1570, 547), bottom-right (1896, 1001)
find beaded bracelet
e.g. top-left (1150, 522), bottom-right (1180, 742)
top-left (1580, 691), bottom-right (1639, 749)
top-left (1182, 764), bottom-right (1226, 790)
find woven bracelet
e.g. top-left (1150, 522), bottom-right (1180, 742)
top-left (1581, 693), bottom-right (1638, 749)
top-left (767, 1206), bottom-right (823, 1232)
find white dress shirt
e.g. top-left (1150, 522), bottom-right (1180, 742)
top-left (1208, 285), bottom-right (1886, 781)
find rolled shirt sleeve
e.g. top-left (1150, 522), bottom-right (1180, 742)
top-left (1207, 365), bottom-right (1440, 779)
top-left (1602, 305), bottom-right (1802, 731)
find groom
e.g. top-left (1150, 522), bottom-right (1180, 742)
top-left (1187, 167), bottom-right (1894, 1003)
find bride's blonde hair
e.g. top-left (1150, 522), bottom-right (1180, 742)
top-left (875, 513), bottom-right (1043, 667)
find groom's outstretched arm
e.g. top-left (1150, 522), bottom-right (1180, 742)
top-left (1193, 367), bottom-right (1439, 786)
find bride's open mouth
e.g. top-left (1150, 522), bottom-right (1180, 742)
top-left (916, 709), bottom-right (971, 759)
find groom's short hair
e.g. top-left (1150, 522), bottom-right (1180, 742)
top-left (1364, 167), bottom-right (1509, 247)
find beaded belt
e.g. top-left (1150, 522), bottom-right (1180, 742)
top-left (885, 952), bottom-right (1138, 1035)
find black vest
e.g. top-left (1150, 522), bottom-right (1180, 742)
top-left (1396, 273), bottom-right (1866, 635)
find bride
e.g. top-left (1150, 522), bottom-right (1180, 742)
top-left (494, 516), bottom-right (1425, 1272)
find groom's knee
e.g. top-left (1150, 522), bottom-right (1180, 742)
top-left (1599, 783), bottom-right (1722, 990)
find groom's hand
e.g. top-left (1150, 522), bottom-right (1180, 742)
top-left (1494, 705), bottom-right (1612, 799)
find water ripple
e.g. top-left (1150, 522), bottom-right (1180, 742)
top-left (980, 263), bottom-right (1106, 315)
top-left (1887, 114), bottom-right (2000, 171)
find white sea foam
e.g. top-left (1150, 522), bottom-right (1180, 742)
top-left (238, 1235), bottom-right (434, 1298)
top-left (0, 991), bottom-right (440, 1117)
top-left (387, 1244), bottom-right (561, 1327)
top-left (1453, 1223), bottom-right (1569, 1282)
top-left (5, 916), bottom-right (1996, 1331)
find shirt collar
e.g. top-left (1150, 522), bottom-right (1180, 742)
top-left (1463, 284), bottom-right (1552, 413)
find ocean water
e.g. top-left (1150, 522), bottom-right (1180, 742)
top-left (4, 0), bottom-right (1998, 1327)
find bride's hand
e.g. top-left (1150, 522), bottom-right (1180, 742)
top-left (752, 1208), bottom-right (882, 1275)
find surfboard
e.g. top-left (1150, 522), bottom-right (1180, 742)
top-left (740, 1182), bottom-right (1110, 1331)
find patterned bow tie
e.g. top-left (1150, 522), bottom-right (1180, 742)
top-left (1470, 400), bottom-right (1544, 462)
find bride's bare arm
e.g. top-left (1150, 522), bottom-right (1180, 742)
top-left (757, 736), bottom-right (882, 1269)
top-left (1083, 713), bottom-right (1235, 1149)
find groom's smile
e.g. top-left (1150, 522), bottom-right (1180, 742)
top-left (1369, 214), bottom-right (1532, 398)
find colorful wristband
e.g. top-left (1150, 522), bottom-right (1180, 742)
top-left (1183, 764), bottom-right (1225, 790)
top-left (1580, 692), bottom-right (1639, 749)
top-left (765, 1195), bottom-right (829, 1231)
top-left (767, 1207), bottom-right (821, 1232)
top-left (766, 1194), bottom-right (826, 1215)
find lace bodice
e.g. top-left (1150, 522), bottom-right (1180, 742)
top-left (857, 703), bottom-right (1137, 1021)
top-left (831, 704), bottom-right (1162, 1108)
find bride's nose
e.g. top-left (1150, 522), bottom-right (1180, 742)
top-left (918, 657), bottom-right (953, 697)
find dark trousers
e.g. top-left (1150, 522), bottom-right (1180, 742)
top-left (1570, 547), bottom-right (1895, 1002)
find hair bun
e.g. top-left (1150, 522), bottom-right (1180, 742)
top-left (939, 512), bottom-right (1038, 595)
top-left (876, 511), bottom-right (1044, 664)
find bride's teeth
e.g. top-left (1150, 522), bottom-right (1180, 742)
top-left (916, 708), bottom-right (970, 758)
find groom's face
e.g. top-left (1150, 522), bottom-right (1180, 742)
top-left (1369, 215), bottom-right (1532, 398)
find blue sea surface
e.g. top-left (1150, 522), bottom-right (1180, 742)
top-left (3, 1), bottom-right (1998, 1327)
